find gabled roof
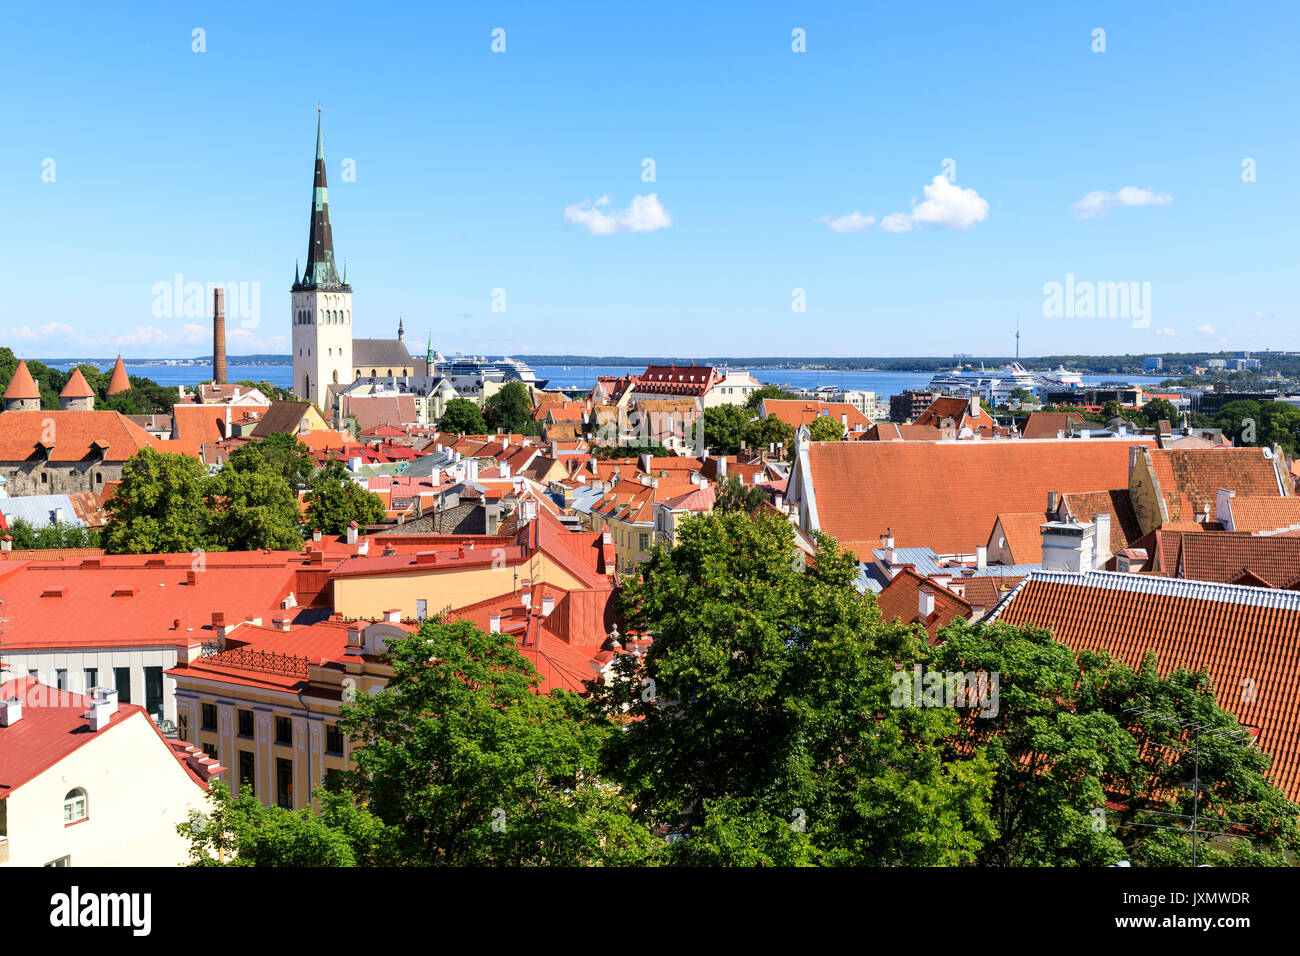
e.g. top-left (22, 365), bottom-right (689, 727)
top-left (250, 400), bottom-right (316, 438)
top-left (0, 410), bottom-right (158, 463)
top-left (171, 404), bottom-right (228, 444)
top-left (1058, 489), bottom-right (1143, 555)
top-left (860, 422), bottom-right (943, 442)
top-left (3, 360), bottom-right (40, 401)
top-left (352, 339), bottom-right (415, 369)
top-left (1144, 447), bottom-right (1287, 524)
top-left (0, 678), bottom-right (219, 796)
top-left (990, 570), bottom-right (1300, 801)
top-left (1173, 531), bottom-right (1300, 588)
top-left (1020, 411), bottom-right (1085, 440)
top-left (761, 399), bottom-right (872, 432)
top-left (875, 567), bottom-right (971, 639)
top-left (990, 512), bottom-right (1046, 564)
top-left (799, 439), bottom-right (1146, 558)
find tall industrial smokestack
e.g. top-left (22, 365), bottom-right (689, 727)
top-left (213, 287), bottom-right (227, 385)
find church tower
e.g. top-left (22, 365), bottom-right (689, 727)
top-left (291, 110), bottom-right (352, 409)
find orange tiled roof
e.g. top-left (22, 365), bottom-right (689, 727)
top-left (1020, 411), bottom-right (1085, 440)
top-left (3, 360), bottom-right (41, 401)
top-left (991, 512), bottom-right (1046, 564)
top-left (1172, 531), bottom-right (1300, 588)
top-left (59, 367), bottom-right (95, 399)
top-left (875, 567), bottom-right (971, 639)
top-left (860, 423), bottom-right (943, 442)
top-left (1145, 447), bottom-right (1287, 524)
top-left (1058, 489), bottom-right (1144, 555)
top-left (0, 410), bottom-right (158, 463)
top-left (762, 399), bottom-right (872, 433)
top-left (1226, 495), bottom-right (1300, 534)
top-left (171, 404), bottom-right (228, 444)
top-left (802, 439), bottom-right (1146, 558)
top-left (992, 570), bottom-right (1300, 801)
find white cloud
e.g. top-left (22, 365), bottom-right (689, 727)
top-left (1253, 310), bottom-right (1273, 320)
top-left (1152, 327), bottom-right (1177, 336)
top-left (564, 193), bottom-right (672, 235)
top-left (817, 211), bottom-right (875, 233)
top-left (878, 175), bottom-right (989, 232)
top-left (1195, 324), bottom-right (1216, 335)
top-left (1069, 186), bottom-right (1172, 218)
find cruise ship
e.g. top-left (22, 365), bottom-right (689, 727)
top-left (442, 355), bottom-right (549, 390)
top-left (1038, 364), bottom-right (1084, 388)
top-left (928, 362), bottom-right (1038, 402)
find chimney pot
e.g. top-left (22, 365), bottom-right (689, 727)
top-left (489, 613), bottom-right (501, 633)
top-left (0, 696), bottom-right (21, 726)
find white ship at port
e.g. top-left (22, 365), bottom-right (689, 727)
top-left (928, 361), bottom-right (1038, 402)
top-left (1038, 364), bottom-right (1084, 388)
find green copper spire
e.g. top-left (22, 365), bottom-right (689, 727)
top-left (294, 259), bottom-right (300, 284)
top-left (294, 109), bottom-right (346, 291)
top-left (426, 332), bottom-right (435, 368)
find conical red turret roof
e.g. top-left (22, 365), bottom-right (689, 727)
top-left (60, 367), bottom-right (95, 398)
top-left (106, 355), bottom-right (131, 395)
top-left (3, 360), bottom-right (40, 401)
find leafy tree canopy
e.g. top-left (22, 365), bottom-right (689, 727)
top-left (303, 460), bottom-right (387, 535)
top-left (438, 397), bottom-right (487, 435)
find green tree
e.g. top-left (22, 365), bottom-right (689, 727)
top-left (745, 413), bottom-right (794, 454)
top-left (483, 382), bottom-right (541, 436)
top-left (807, 415), bottom-right (845, 442)
top-left (712, 474), bottom-right (767, 515)
top-left (1212, 400), bottom-right (1262, 447)
top-left (593, 511), bottom-right (995, 865)
top-left (102, 448), bottom-right (213, 554)
top-left (178, 780), bottom-right (394, 866)
top-left (303, 460), bottom-right (387, 535)
top-left (2, 518), bottom-right (100, 550)
top-left (1139, 398), bottom-right (1179, 428)
top-left (227, 432), bottom-right (315, 491)
top-left (438, 397), bottom-right (487, 435)
top-left (339, 616), bottom-right (657, 865)
top-left (930, 620), bottom-right (1300, 866)
top-left (206, 456), bottom-right (303, 551)
top-left (701, 404), bottom-right (750, 456)
top-left (744, 384), bottom-right (797, 413)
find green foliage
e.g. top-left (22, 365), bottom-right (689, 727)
top-left (593, 511), bottom-right (995, 865)
top-left (807, 415), bottom-right (845, 442)
top-left (1139, 398), bottom-right (1179, 428)
top-left (701, 404), bottom-right (750, 456)
top-left (178, 780), bottom-right (393, 867)
top-left (930, 621), bottom-right (1300, 866)
top-left (744, 384), bottom-right (797, 412)
top-left (227, 432), bottom-right (315, 491)
top-left (438, 397), bottom-right (487, 435)
top-left (746, 413), bottom-right (794, 454)
top-left (102, 448), bottom-right (213, 554)
top-left (206, 456), bottom-right (303, 551)
top-left (338, 616), bottom-right (657, 865)
top-left (713, 474), bottom-right (767, 515)
top-left (1, 518), bottom-right (100, 550)
top-left (483, 382), bottom-right (542, 436)
top-left (591, 442), bottom-right (672, 460)
top-left (303, 460), bottom-right (387, 535)
top-left (1213, 399), bottom-right (1300, 456)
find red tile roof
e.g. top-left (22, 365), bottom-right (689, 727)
top-left (1225, 495), bottom-right (1300, 534)
top-left (171, 404), bottom-right (228, 445)
top-left (860, 423), bottom-right (943, 442)
top-left (0, 677), bottom-right (219, 795)
top-left (1144, 447), bottom-right (1287, 524)
top-left (991, 570), bottom-right (1300, 802)
top-left (762, 399), bottom-right (872, 433)
top-left (1058, 489), bottom-right (1143, 555)
top-left (59, 367), bottom-right (95, 399)
top-left (875, 567), bottom-right (971, 639)
top-left (0, 410), bottom-right (158, 463)
top-left (106, 356), bottom-right (131, 396)
top-left (990, 513), bottom-right (1046, 564)
top-left (0, 552), bottom-right (304, 651)
top-left (802, 439), bottom-right (1147, 558)
top-left (1020, 411), bottom-right (1086, 441)
top-left (1171, 531), bottom-right (1300, 588)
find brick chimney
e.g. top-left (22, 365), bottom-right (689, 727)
top-left (213, 287), bottom-right (227, 385)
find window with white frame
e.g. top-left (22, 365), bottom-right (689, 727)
top-left (63, 788), bottom-right (87, 824)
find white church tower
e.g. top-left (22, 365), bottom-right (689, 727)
top-left (291, 110), bottom-right (352, 410)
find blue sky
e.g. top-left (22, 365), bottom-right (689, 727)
top-left (1, 1), bottom-right (1296, 359)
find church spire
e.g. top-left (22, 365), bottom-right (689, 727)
top-left (398, 314), bottom-right (404, 342)
top-left (294, 109), bottom-right (346, 291)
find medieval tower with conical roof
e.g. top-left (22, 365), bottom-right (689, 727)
top-left (291, 111), bottom-right (353, 408)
